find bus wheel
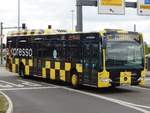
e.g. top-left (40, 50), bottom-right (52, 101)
top-left (71, 73), bottom-right (79, 88)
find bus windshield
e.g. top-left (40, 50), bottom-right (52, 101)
top-left (106, 34), bottom-right (144, 69)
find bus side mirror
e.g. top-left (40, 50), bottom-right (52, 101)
top-left (102, 38), bottom-right (107, 49)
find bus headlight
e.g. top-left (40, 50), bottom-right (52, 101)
top-left (101, 78), bottom-right (112, 83)
top-left (138, 77), bottom-right (145, 81)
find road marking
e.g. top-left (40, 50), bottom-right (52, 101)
top-left (0, 84), bottom-right (13, 88)
top-left (61, 87), bottom-right (150, 113)
top-left (17, 80), bottom-right (42, 87)
top-left (0, 86), bottom-right (59, 91)
top-left (127, 102), bottom-right (150, 109)
top-left (0, 80), bottom-right (24, 87)
top-left (133, 86), bottom-right (150, 91)
top-left (145, 78), bottom-right (150, 80)
top-left (0, 77), bottom-right (150, 112)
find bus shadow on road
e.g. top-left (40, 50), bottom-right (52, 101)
top-left (78, 85), bottom-right (140, 95)
top-left (21, 76), bottom-right (140, 95)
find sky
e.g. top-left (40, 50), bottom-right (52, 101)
top-left (0, 0), bottom-right (150, 43)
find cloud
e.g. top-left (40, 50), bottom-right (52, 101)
top-left (0, 0), bottom-right (150, 44)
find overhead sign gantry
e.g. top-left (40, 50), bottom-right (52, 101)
top-left (76, 0), bottom-right (150, 32)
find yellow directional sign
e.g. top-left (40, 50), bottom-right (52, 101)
top-left (101, 0), bottom-right (122, 6)
top-left (140, 5), bottom-right (150, 9)
top-left (98, 0), bottom-right (125, 15)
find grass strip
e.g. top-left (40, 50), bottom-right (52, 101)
top-left (0, 94), bottom-right (8, 113)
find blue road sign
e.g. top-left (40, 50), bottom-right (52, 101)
top-left (145, 0), bottom-right (150, 4)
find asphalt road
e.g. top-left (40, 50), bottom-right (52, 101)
top-left (0, 67), bottom-right (150, 113)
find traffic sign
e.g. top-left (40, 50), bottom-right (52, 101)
top-left (98, 0), bottom-right (125, 15)
top-left (138, 0), bottom-right (150, 15)
top-left (145, 0), bottom-right (150, 4)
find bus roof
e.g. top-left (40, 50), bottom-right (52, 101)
top-left (7, 29), bottom-right (141, 37)
top-left (7, 29), bottom-right (99, 37)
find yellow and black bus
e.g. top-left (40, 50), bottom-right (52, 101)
top-left (6, 29), bottom-right (146, 88)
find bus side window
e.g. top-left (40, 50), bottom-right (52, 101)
top-left (55, 41), bottom-right (66, 60)
top-left (91, 43), bottom-right (99, 69)
top-left (84, 43), bottom-right (90, 60)
top-left (48, 41), bottom-right (65, 60)
top-left (68, 41), bottom-right (82, 62)
top-left (99, 42), bottom-right (102, 69)
top-left (18, 38), bottom-right (28, 48)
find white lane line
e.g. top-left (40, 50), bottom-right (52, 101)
top-left (61, 87), bottom-right (150, 113)
top-left (17, 79), bottom-right (58, 87)
top-left (145, 78), bottom-right (150, 80)
top-left (127, 103), bottom-right (150, 109)
top-left (17, 80), bottom-right (42, 87)
top-left (0, 80), bottom-right (24, 87)
top-left (0, 86), bottom-right (59, 91)
top-left (0, 84), bottom-right (13, 88)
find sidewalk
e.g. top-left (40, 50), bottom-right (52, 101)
top-left (146, 71), bottom-right (150, 77)
top-left (0, 67), bottom-right (15, 77)
top-left (0, 64), bottom-right (5, 67)
top-left (144, 75), bottom-right (150, 88)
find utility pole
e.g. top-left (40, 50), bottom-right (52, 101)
top-left (134, 24), bottom-right (136, 32)
top-left (0, 22), bottom-right (3, 65)
top-left (71, 10), bottom-right (75, 31)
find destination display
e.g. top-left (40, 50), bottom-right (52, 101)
top-left (106, 33), bottom-right (141, 43)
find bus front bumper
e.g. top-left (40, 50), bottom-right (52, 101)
top-left (98, 70), bottom-right (145, 88)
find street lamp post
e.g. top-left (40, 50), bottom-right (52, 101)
top-left (0, 22), bottom-right (3, 65)
top-left (18, 0), bottom-right (20, 30)
top-left (134, 24), bottom-right (136, 32)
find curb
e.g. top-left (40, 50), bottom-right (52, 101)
top-left (0, 91), bottom-right (13, 113)
top-left (143, 86), bottom-right (150, 89)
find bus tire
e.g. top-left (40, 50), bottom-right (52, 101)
top-left (71, 72), bottom-right (80, 88)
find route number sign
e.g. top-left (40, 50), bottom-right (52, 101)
top-left (138, 0), bottom-right (150, 15)
top-left (98, 0), bottom-right (125, 15)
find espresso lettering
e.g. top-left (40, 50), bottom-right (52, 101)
top-left (12, 48), bottom-right (33, 57)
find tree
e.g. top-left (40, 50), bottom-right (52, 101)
top-left (144, 42), bottom-right (150, 55)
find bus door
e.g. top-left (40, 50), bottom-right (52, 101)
top-left (33, 57), bottom-right (42, 76)
top-left (83, 42), bottom-right (99, 85)
top-left (34, 42), bottom-right (43, 76)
